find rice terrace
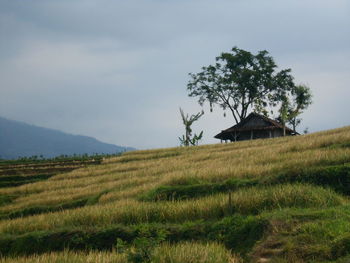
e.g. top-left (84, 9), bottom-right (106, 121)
top-left (0, 127), bottom-right (349, 262)
top-left (1, 2), bottom-right (349, 262)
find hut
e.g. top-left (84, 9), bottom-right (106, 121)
top-left (214, 112), bottom-right (298, 142)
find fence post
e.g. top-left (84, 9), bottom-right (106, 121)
top-left (228, 190), bottom-right (233, 214)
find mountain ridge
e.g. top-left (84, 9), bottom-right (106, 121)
top-left (0, 116), bottom-right (134, 159)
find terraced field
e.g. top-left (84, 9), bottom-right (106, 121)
top-left (0, 127), bottom-right (350, 262)
top-left (0, 158), bottom-right (101, 188)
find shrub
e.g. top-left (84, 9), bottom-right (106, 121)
top-left (115, 226), bottom-right (168, 263)
top-left (332, 234), bottom-right (350, 258)
top-left (209, 215), bottom-right (268, 254)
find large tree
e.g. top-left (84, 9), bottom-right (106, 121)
top-left (187, 47), bottom-right (296, 124)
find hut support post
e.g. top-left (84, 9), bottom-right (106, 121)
top-left (269, 130), bottom-right (272, 138)
top-left (234, 131), bottom-right (237, 142)
top-left (251, 130), bottom-right (253, 140)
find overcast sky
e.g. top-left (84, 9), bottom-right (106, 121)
top-left (0, 0), bottom-right (349, 149)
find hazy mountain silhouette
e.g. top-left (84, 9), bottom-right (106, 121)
top-left (0, 116), bottom-right (134, 159)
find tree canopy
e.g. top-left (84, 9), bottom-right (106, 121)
top-left (187, 47), bottom-right (311, 128)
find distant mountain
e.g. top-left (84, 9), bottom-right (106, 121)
top-left (0, 116), bottom-right (134, 159)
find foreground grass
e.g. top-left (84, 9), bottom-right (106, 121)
top-left (0, 242), bottom-right (236, 263)
top-left (0, 126), bottom-right (349, 262)
top-left (0, 251), bottom-right (126, 263)
top-left (152, 242), bottom-right (237, 263)
top-left (251, 206), bottom-right (350, 262)
top-left (0, 184), bottom-right (346, 235)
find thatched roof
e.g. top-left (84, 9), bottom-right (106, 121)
top-left (214, 112), bottom-right (297, 139)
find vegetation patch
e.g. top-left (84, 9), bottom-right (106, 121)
top-left (0, 242), bottom-right (235, 263)
top-left (0, 215), bottom-right (266, 258)
top-left (152, 242), bottom-right (234, 263)
top-left (0, 191), bottom-right (108, 220)
top-left (269, 164), bottom-right (350, 195)
top-left (251, 206), bottom-right (350, 262)
top-left (0, 155), bottom-right (108, 188)
top-left (140, 178), bottom-right (257, 201)
top-left (116, 152), bottom-right (181, 164)
top-left (0, 184), bottom-right (345, 236)
top-left (324, 142), bottom-right (350, 149)
top-left (141, 163), bottom-right (350, 202)
top-left (0, 196), bottom-right (14, 207)
top-left (209, 215), bottom-right (268, 255)
top-left (0, 174), bottom-right (55, 188)
top-left (0, 198), bottom-right (89, 220)
top-left (332, 234), bottom-right (350, 259)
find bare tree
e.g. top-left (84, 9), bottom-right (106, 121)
top-left (179, 108), bottom-right (204, 146)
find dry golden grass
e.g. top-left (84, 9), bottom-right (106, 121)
top-left (0, 126), bottom-right (349, 235)
top-left (152, 241), bottom-right (237, 263)
top-left (0, 242), bottom-right (237, 263)
top-left (0, 184), bottom-right (346, 235)
top-left (0, 250), bottom-right (127, 263)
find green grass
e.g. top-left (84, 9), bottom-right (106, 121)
top-left (0, 216), bottom-right (263, 258)
top-left (249, 206), bottom-right (350, 262)
top-left (0, 126), bottom-right (350, 262)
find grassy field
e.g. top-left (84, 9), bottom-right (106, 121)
top-left (0, 127), bottom-right (350, 262)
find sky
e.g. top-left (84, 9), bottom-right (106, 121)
top-left (0, 0), bottom-right (349, 149)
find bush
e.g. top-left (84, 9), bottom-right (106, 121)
top-left (332, 234), bottom-right (350, 258)
top-left (209, 215), bottom-right (268, 254)
top-left (114, 226), bottom-right (168, 263)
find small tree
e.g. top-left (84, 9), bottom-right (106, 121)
top-left (278, 96), bottom-right (290, 136)
top-left (277, 84), bottom-right (312, 134)
top-left (288, 84), bottom-right (312, 132)
top-left (179, 108), bottom-right (204, 146)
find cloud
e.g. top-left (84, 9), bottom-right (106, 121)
top-left (0, 0), bottom-right (349, 149)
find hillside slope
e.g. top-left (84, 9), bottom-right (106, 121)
top-left (0, 116), bottom-right (134, 159)
top-left (0, 126), bottom-right (350, 262)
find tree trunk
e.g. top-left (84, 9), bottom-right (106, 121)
top-left (292, 118), bottom-right (296, 133)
